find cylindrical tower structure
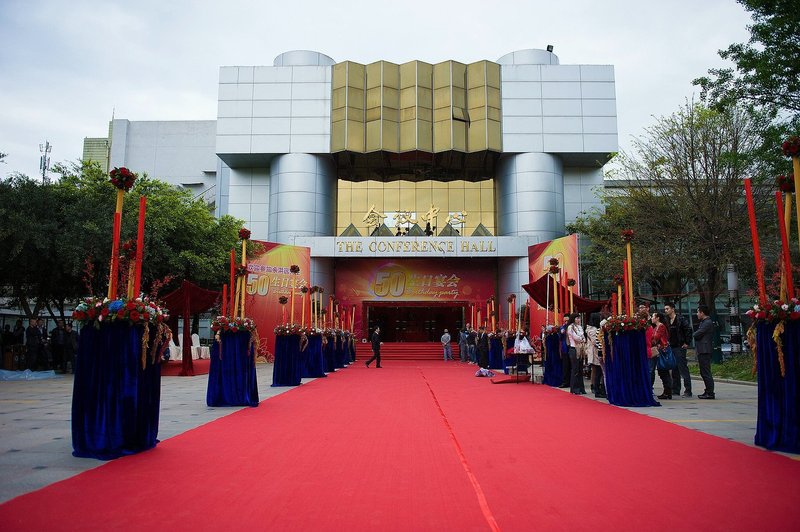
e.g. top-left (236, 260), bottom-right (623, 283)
top-left (496, 152), bottom-right (564, 310)
top-left (268, 153), bottom-right (337, 293)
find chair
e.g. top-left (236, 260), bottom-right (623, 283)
top-left (168, 337), bottom-right (182, 361)
top-left (191, 333), bottom-right (210, 359)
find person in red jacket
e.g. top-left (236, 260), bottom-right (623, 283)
top-left (646, 312), bottom-right (673, 399)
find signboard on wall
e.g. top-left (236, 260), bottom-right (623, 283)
top-left (245, 241), bottom-right (310, 358)
top-left (335, 258), bottom-right (497, 337)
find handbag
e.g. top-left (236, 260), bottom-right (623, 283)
top-left (657, 345), bottom-right (677, 371)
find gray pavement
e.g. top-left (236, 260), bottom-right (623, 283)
top-left (0, 363), bottom-right (796, 505)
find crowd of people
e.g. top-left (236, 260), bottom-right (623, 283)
top-left (1, 318), bottom-right (78, 373)
top-left (435, 301), bottom-right (717, 401)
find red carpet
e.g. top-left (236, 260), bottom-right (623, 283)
top-left (2, 361), bottom-right (799, 530)
top-left (160, 359), bottom-right (210, 376)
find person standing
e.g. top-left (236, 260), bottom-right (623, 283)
top-left (64, 323), bottom-right (78, 374)
top-left (694, 305), bottom-right (715, 399)
top-left (25, 318), bottom-right (42, 370)
top-left (458, 327), bottom-right (468, 362)
top-left (466, 325), bottom-right (477, 365)
top-left (566, 314), bottom-right (587, 395)
top-left (586, 313), bottom-right (606, 398)
top-left (559, 313), bottom-right (571, 388)
top-left (648, 312), bottom-right (673, 399)
top-left (365, 326), bottom-right (382, 368)
top-left (50, 320), bottom-right (67, 374)
top-left (476, 326), bottom-right (490, 368)
top-left (441, 329), bottom-right (452, 361)
top-left (664, 303), bottom-right (692, 397)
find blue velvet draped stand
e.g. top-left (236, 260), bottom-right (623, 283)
top-left (272, 334), bottom-right (303, 386)
top-left (542, 334), bottom-right (563, 386)
top-left (206, 331), bottom-right (259, 407)
top-left (71, 321), bottom-right (161, 460)
top-left (489, 337), bottom-right (504, 369)
top-left (603, 330), bottom-right (660, 407)
top-left (755, 321), bottom-right (800, 453)
top-left (334, 334), bottom-right (348, 368)
top-left (302, 335), bottom-right (327, 378)
top-left (322, 336), bottom-right (336, 373)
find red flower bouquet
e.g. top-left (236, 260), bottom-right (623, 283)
top-left (109, 167), bottom-right (137, 191)
top-left (781, 136), bottom-right (800, 158)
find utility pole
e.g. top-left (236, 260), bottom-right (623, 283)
top-left (39, 140), bottom-right (52, 184)
top-left (727, 263), bottom-right (742, 357)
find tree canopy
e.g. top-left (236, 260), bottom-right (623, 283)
top-left (0, 161), bottom-right (245, 318)
top-left (694, 0), bottom-right (800, 114)
top-left (568, 102), bottom-right (782, 307)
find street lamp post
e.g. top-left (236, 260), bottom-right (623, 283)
top-left (39, 141), bottom-right (52, 184)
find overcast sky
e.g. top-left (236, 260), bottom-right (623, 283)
top-left (0, 0), bottom-right (753, 180)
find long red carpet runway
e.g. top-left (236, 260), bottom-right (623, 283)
top-left (1, 361), bottom-right (799, 530)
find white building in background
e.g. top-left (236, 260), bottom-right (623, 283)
top-left (85, 48), bottom-right (617, 337)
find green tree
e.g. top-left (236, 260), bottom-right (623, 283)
top-left (569, 102), bottom-right (780, 308)
top-left (694, 0), bottom-right (800, 114)
top-left (0, 161), bottom-right (245, 318)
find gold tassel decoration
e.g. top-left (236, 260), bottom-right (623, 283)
top-left (747, 324), bottom-right (758, 377)
top-left (771, 321), bottom-right (787, 378)
top-left (140, 321), bottom-right (150, 370)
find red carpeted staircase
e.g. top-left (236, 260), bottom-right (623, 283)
top-left (355, 342), bottom-right (460, 361)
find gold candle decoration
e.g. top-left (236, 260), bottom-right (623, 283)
top-left (553, 273), bottom-right (559, 326)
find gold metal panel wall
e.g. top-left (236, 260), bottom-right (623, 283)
top-left (336, 178), bottom-right (496, 236)
top-left (331, 59), bottom-right (501, 155)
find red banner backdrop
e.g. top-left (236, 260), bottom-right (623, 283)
top-left (335, 258), bottom-right (496, 338)
top-left (527, 234), bottom-right (579, 335)
top-left (245, 241), bottom-right (310, 358)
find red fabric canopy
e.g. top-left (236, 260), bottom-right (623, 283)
top-left (161, 280), bottom-right (221, 376)
top-left (522, 275), bottom-right (610, 314)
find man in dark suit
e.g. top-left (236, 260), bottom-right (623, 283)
top-left (694, 305), bottom-right (715, 399)
top-left (365, 326), bottom-right (382, 368)
top-left (476, 326), bottom-right (490, 368)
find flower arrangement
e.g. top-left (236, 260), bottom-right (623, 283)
top-left (548, 257), bottom-right (560, 275)
top-left (212, 315), bottom-right (256, 333)
top-left (121, 240), bottom-right (136, 260)
top-left (601, 314), bottom-right (649, 333)
top-left (507, 294), bottom-right (516, 303)
top-left (613, 274), bottom-right (624, 286)
top-left (621, 229), bottom-right (634, 242)
top-left (278, 296), bottom-right (288, 305)
top-left (273, 324), bottom-right (325, 336)
top-left (300, 285), bottom-right (309, 295)
top-left (776, 174), bottom-right (795, 193)
top-left (781, 136), bottom-right (800, 158)
top-left (73, 297), bottom-right (169, 327)
top-left (745, 299), bottom-right (800, 323)
top-left (290, 264), bottom-right (300, 274)
top-left (567, 278), bottom-right (576, 287)
top-left (109, 167), bottom-right (137, 191)
top-left (238, 227), bottom-right (251, 240)
top-left (235, 265), bottom-right (248, 278)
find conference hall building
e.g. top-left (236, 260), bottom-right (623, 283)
top-left (92, 48), bottom-right (618, 341)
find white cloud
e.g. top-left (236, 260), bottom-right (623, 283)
top-left (0, 0), bottom-right (752, 178)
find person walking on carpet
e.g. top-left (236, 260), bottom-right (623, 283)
top-left (476, 326), bottom-right (490, 368)
top-left (365, 326), bottom-right (382, 368)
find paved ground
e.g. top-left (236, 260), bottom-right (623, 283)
top-left (0, 362), bottom-right (794, 505)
